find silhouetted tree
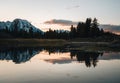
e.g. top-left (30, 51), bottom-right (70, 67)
top-left (85, 18), bottom-right (92, 37)
top-left (70, 25), bottom-right (77, 38)
top-left (90, 18), bottom-right (100, 37)
top-left (76, 22), bottom-right (86, 37)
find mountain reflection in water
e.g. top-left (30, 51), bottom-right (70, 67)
top-left (0, 47), bottom-right (42, 64)
top-left (0, 47), bottom-right (120, 67)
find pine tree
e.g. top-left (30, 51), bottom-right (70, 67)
top-left (90, 18), bottom-right (100, 37)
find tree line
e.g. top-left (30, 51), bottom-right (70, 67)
top-left (0, 18), bottom-right (117, 39)
top-left (43, 18), bottom-right (116, 39)
top-left (0, 26), bottom-right (43, 38)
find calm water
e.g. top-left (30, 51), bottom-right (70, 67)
top-left (0, 47), bottom-right (120, 83)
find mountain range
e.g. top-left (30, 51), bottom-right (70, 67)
top-left (0, 19), bottom-right (44, 38)
top-left (0, 18), bottom-right (43, 33)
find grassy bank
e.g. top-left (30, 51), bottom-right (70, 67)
top-left (0, 38), bottom-right (119, 51)
top-left (0, 39), bottom-right (68, 47)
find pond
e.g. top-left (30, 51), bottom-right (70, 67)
top-left (0, 47), bottom-right (120, 83)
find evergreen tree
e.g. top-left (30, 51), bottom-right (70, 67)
top-left (85, 18), bottom-right (92, 37)
top-left (70, 25), bottom-right (76, 38)
top-left (90, 18), bottom-right (100, 37)
top-left (76, 22), bottom-right (86, 37)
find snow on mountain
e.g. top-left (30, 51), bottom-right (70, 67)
top-left (0, 22), bottom-right (7, 29)
top-left (0, 19), bottom-right (43, 33)
top-left (6, 21), bottom-right (12, 29)
top-left (10, 19), bottom-right (43, 33)
top-left (0, 21), bottom-right (12, 30)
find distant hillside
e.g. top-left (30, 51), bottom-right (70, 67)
top-left (99, 24), bottom-right (120, 35)
top-left (0, 19), bottom-right (43, 38)
top-left (10, 19), bottom-right (43, 33)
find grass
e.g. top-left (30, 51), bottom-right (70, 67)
top-left (69, 38), bottom-right (115, 42)
top-left (0, 38), bottom-right (120, 52)
top-left (0, 39), bottom-right (68, 47)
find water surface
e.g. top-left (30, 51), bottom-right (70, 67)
top-left (0, 47), bottom-right (120, 83)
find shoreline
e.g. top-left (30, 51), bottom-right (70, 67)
top-left (0, 39), bottom-right (120, 51)
top-left (0, 39), bottom-right (68, 47)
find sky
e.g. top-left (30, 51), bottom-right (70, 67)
top-left (0, 0), bottom-right (120, 31)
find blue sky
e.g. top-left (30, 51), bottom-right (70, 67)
top-left (0, 0), bottom-right (120, 30)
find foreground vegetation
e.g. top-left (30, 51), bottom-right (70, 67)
top-left (0, 38), bottom-right (120, 52)
top-left (0, 39), bottom-right (68, 47)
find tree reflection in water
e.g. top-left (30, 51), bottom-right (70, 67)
top-left (70, 51), bottom-right (103, 67)
top-left (0, 47), bottom-right (103, 67)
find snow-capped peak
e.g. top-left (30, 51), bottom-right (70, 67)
top-left (10, 18), bottom-right (43, 33)
top-left (0, 18), bottom-right (43, 34)
top-left (0, 21), bottom-right (12, 30)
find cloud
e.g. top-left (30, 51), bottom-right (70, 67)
top-left (66, 5), bottom-right (80, 10)
top-left (44, 19), bottom-right (78, 26)
top-left (99, 24), bottom-right (120, 34)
